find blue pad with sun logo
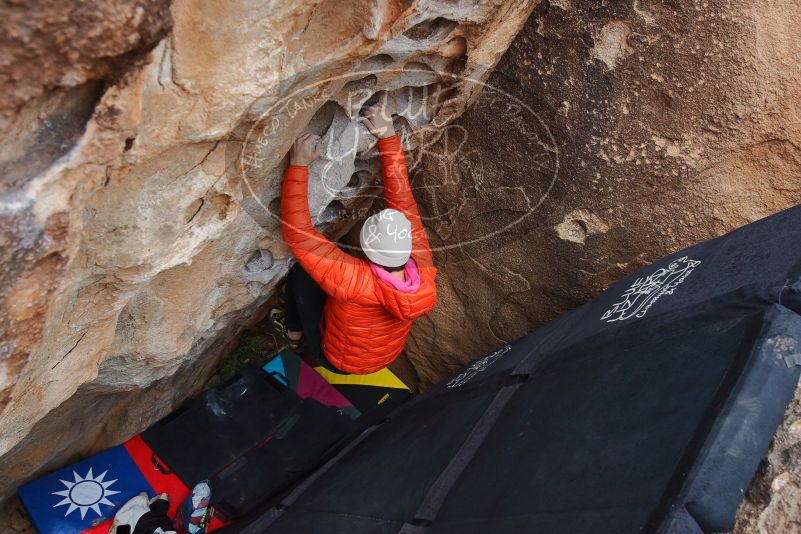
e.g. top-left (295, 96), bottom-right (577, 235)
top-left (18, 444), bottom-right (151, 534)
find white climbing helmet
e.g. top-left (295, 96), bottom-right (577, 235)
top-left (360, 208), bottom-right (412, 268)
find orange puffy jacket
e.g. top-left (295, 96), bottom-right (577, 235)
top-left (281, 135), bottom-right (437, 374)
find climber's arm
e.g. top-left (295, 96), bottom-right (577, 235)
top-left (376, 135), bottom-right (434, 266)
top-left (362, 102), bottom-right (434, 266)
top-left (281, 137), bottom-right (364, 300)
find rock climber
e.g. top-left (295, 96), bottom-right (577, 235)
top-left (277, 99), bottom-right (437, 374)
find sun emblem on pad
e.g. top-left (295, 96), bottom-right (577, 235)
top-left (52, 468), bottom-right (120, 519)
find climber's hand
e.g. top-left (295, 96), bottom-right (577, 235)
top-left (290, 134), bottom-right (321, 166)
top-left (361, 96), bottom-right (396, 139)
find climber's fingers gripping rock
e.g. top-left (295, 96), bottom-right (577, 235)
top-left (361, 95), bottom-right (396, 139)
top-left (290, 133), bottom-right (321, 166)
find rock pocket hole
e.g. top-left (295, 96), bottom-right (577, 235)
top-left (344, 75), bottom-right (378, 92)
top-left (268, 197), bottom-right (281, 219)
top-left (342, 170), bottom-right (371, 198)
top-left (362, 54), bottom-right (394, 70)
top-left (320, 200), bottom-right (344, 223)
top-left (403, 61), bottom-right (435, 73)
top-left (245, 249), bottom-right (274, 273)
top-left (393, 115), bottom-right (415, 138)
top-left (397, 61), bottom-right (440, 87)
top-left (209, 193), bottom-right (234, 220)
top-left (403, 17), bottom-right (458, 41)
top-left (348, 171), bottom-right (363, 188)
top-left (441, 36), bottom-right (468, 59)
top-left (124, 137), bottom-right (136, 151)
top-left (361, 90), bottom-right (388, 113)
top-left (435, 0), bottom-right (481, 6)
top-left (3, 79), bottom-right (104, 189)
top-left (308, 100), bottom-right (342, 138)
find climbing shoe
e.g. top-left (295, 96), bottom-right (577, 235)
top-left (267, 305), bottom-right (287, 336)
top-left (267, 305), bottom-right (307, 354)
top-left (174, 480), bottom-right (213, 534)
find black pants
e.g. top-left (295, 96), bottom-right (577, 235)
top-left (284, 263), bottom-right (341, 372)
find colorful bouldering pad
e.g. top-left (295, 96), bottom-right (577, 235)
top-left (312, 365), bottom-right (411, 422)
top-left (18, 435), bottom-right (227, 534)
top-left (263, 350), bottom-right (360, 419)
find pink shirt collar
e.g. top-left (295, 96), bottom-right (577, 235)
top-left (369, 258), bottom-right (421, 293)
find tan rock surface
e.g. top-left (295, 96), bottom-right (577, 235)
top-left (0, 0), bottom-right (539, 504)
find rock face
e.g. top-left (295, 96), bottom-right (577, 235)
top-left (0, 0), bottom-right (540, 500)
top-left (395, 0), bottom-right (801, 529)
top-left (3, 0), bottom-right (801, 529)
top-left (399, 0), bottom-right (801, 386)
top-left (734, 385), bottom-right (801, 533)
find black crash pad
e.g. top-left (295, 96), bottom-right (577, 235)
top-left (246, 300), bottom-right (801, 534)
top-left (222, 204), bottom-right (801, 534)
top-left (142, 367), bottom-right (355, 518)
top-left (435, 203), bottom-right (801, 385)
